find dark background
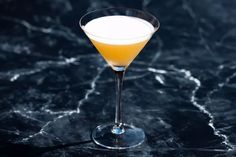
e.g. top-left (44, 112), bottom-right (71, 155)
top-left (0, 0), bottom-right (236, 156)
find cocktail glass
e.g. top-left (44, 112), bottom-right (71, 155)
top-left (79, 7), bottom-right (160, 149)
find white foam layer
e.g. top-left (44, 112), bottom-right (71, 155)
top-left (83, 15), bottom-right (155, 45)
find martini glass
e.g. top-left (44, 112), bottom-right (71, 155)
top-left (79, 8), bottom-right (159, 149)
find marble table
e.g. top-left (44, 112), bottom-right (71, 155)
top-left (0, 0), bottom-right (236, 156)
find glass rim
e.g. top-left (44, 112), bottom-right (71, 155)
top-left (79, 7), bottom-right (160, 41)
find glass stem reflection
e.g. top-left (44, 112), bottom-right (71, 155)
top-left (112, 70), bottom-right (125, 135)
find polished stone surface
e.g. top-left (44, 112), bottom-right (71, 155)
top-left (0, 0), bottom-right (236, 156)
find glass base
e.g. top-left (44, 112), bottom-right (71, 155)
top-left (92, 123), bottom-right (145, 149)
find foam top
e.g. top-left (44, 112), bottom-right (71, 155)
top-left (83, 15), bottom-right (155, 45)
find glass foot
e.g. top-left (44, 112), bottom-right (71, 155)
top-left (92, 123), bottom-right (145, 149)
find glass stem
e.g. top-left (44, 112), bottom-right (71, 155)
top-left (111, 70), bottom-right (125, 135)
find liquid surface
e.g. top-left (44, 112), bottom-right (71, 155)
top-left (83, 15), bottom-right (155, 67)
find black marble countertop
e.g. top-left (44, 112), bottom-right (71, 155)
top-left (0, 0), bottom-right (236, 156)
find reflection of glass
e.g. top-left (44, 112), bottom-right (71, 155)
top-left (80, 8), bottom-right (160, 149)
